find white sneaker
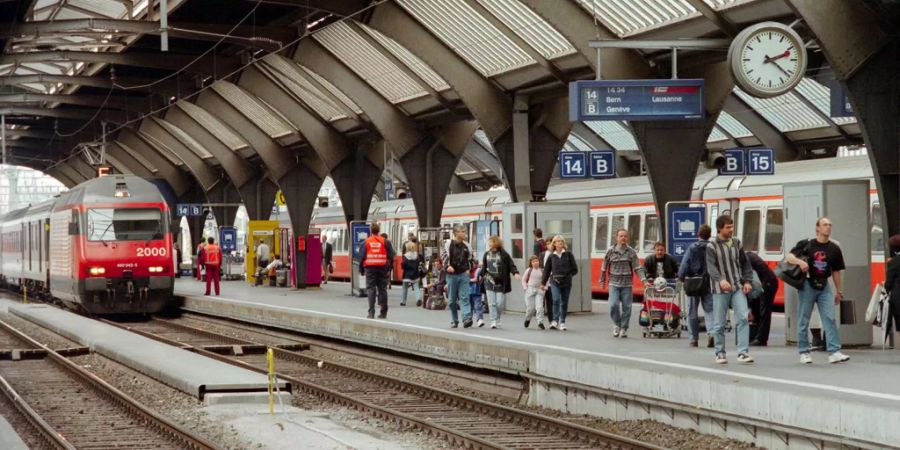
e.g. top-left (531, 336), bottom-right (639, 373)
top-left (490, 321), bottom-right (497, 329)
top-left (613, 326), bottom-right (620, 337)
top-left (828, 351), bottom-right (850, 364)
top-left (477, 319), bottom-right (485, 328)
top-left (560, 323), bottom-right (567, 331)
top-left (496, 320), bottom-right (502, 329)
top-left (737, 353), bottom-right (754, 364)
top-left (619, 328), bottom-right (628, 338)
top-left (550, 321), bottom-right (558, 329)
top-left (800, 353), bottom-right (813, 364)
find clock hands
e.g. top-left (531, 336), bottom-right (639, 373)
top-left (762, 50), bottom-right (793, 78)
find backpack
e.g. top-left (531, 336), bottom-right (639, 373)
top-left (449, 241), bottom-right (471, 271)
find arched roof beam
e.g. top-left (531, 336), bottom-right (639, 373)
top-left (0, 51), bottom-right (242, 76)
top-left (108, 141), bottom-right (158, 176)
top-left (103, 143), bottom-right (153, 177)
top-left (0, 75), bottom-right (184, 97)
top-left (55, 163), bottom-right (87, 186)
top-left (115, 128), bottom-right (190, 195)
top-left (46, 166), bottom-right (77, 188)
top-left (0, 93), bottom-right (147, 112)
top-left (138, 117), bottom-right (219, 192)
top-left (723, 94), bottom-right (800, 161)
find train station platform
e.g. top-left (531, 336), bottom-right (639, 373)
top-left (174, 279), bottom-right (900, 450)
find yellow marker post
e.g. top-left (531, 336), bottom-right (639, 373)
top-left (266, 348), bottom-right (275, 415)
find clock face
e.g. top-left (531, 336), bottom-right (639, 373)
top-left (729, 23), bottom-right (807, 98)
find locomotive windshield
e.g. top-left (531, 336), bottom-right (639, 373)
top-left (86, 208), bottom-right (166, 241)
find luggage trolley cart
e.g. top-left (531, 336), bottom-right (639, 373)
top-left (639, 277), bottom-right (684, 338)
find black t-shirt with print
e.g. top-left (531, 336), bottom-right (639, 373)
top-left (790, 238), bottom-right (845, 281)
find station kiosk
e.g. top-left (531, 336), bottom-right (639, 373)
top-left (783, 180), bottom-right (871, 346)
top-left (246, 220), bottom-right (280, 285)
top-left (501, 202), bottom-right (591, 314)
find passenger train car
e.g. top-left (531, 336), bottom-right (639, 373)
top-left (312, 155), bottom-right (884, 306)
top-left (0, 175), bottom-right (175, 314)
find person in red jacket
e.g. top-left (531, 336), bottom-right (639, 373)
top-left (359, 223), bottom-right (395, 319)
top-left (204, 237), bottom-right (222, 296)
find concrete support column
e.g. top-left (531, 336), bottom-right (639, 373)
top-left (331, 140), bottom-right (385, 225)
top-left (630, 62), bottom-right (734, 228)
top-left (279, 166), bottom-right (325, 289)
top-left (247, 175), bottom-right (278, 221)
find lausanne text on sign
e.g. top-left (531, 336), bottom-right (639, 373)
top-left (569, 79), bottom-right (705, 121)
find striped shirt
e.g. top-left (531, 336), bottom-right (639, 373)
top-left (705, 237), bottom-right (753, 294)
top-left (599, 245), bottom-right (647, 288)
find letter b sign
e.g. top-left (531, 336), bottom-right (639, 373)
top-left (719, 149), bottom-right (745, 176)
top-left (589, 151), bottom-right (616, 178)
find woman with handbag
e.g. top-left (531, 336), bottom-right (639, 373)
top-left (885, 235), bottom-right (900, 342)
top-left (541, 235), bottom-right (579, 331)
top-left (400, 242), bottom-right (422, 307)
top-left (481, 236), bottom-right (520, 329)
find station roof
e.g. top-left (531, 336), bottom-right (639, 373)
top-left (0, 0), bottom-right (866, 193)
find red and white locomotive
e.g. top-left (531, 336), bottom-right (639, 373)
top-left (0, 174), bottom-right (175, 314)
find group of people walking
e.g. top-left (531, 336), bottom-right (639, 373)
top-left (357, 214), bottom-right (896, 367)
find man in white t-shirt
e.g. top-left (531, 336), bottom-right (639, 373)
top-left (254, 240), bottom-right (270, 286)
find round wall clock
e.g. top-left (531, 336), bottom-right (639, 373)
top-left (728, 22), bottom-right (808, 98)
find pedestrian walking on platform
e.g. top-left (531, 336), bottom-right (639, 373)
top-left (482, 236), bottom-right (520, 329)
top-left (196, 241), bottom-right (206, 281)
top-left (469, 263), bottom-right (484, 326)
top-left (321, 235), bottom-right (333, 285)
top-left (541, 235), bottom-right (578, 331)
top-left (400, 241), bottom-right (422, 307)
top-left (254, 239), bottom-right (270, 287)
top-left (360, 223), bottom-right (393, 319)
top-left (442, 224), bottom-right (474, 328)
top-left (707, 215), bottom-right (754, 364)
top-left (533, 228), bottom-right (545, 257)
top-left (204, 237), bottom-right (222, 296)
top-left (746, 251), bottom-right (777, 346)
top-left (678, 224), bottom-right (714, 348)
top-left (599, 229), bottom-right (648, 338)
top-left (786, 217), bottom-right (850, 364)
top-left (522, 255), bottom-right (546, 329)
top-left (885, 235), bottom-right (900, 345)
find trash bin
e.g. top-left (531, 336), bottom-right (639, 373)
top-left (276, 269), bottom-right (289, 287)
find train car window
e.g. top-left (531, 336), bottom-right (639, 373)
top-left (511, 238), bottom-right (524, 259)
top-left (594, 216), bottom-right (609, 253)
top-left (511, 214), bottom-right (523, 233)
top-left (627, 213), bottom-right (641, 249)
top-left (871, 203), bottom-right (884, 254)
top-left (742, 209), bottom-right (761, 252)
top-left (643, 215), bottom-right (659, 253)
top-left (764, 208), bottom-right (784, 253)
top-left (87, 208), bottom-right (164, 241)
top-left (610, 214), bottom-right (625, 248)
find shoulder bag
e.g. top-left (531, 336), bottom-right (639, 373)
top-left (776, 239), bottom-right (810, 290)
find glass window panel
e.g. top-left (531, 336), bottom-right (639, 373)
top-left (511, 213), bottom-right (523, 234)
top-left (764, 208), bottom-right (784, 253)
top-left (627, 213), bottom-right (641, 249)
top-left (545, 219), bottom-right (573, 235)
top-left (872, 204), bottom-right (884, 254)
top-left (643, 215), bottom-right (659, 253)
top-left (610, 214), bottom-right (625, 247)
top-left (594, 215), bottom-right (609, 252)
top-left (742, 209), bottom-right (761, 252)
top-left (87, 208), bottom-right (164, 242)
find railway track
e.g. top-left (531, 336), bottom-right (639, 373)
top-left (110, 317), bottom-right (666, 450)
top-left (0, 319), bottom-right (219, 450)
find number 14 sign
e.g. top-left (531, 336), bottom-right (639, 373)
top-left (560, 151), bottom-right (616, 179)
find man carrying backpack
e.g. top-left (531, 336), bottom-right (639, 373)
top-left (678, 224), bottom-right (714, 348)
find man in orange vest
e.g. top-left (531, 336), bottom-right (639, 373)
top-left (359, 223), bottom-right (395, 319)
top-left (204, 237), bottom-right (222, 296)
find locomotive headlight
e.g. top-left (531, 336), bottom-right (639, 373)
top-left (89, 267), bottom-right (106, 276)
top-left (148, 266), bottom-right (163, 273)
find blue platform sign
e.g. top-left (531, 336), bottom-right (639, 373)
top-left (747, 148), bottom-right (775, 175)
top-left (219, 227), bottom-right (237, 252)
top-left (829, 80), bottom-right (853, 118)
top-left (176, 203), bottom-right (190, 217)
top-left (589, 151), bottom-right (616, 178)
top-left (351, 222), bottom-right (371, 259)
top-left (719, 149), bottom-right (746, 176)
top-left (189, 204), bottom-right (203, 217)
top-left (559, 152), bottom-right (587, 178)
top-left (569, 79), bottom-right (705, 122)
top-left (666, 205), bottom-right (706, 259)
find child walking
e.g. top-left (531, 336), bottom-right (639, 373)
top-left (469, 262), bottom-right (485, 327)
top-left (522, 255), bottom-right (546, 329)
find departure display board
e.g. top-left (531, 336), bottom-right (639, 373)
top-left (569, 79), bottom-right (705, 121)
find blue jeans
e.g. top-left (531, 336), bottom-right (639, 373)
top-left (486, 290), bottom-right (505, 322)
top-left (400, 279), bottom-right (420, 305)
top-left (550, 283), bottom-right (572, 323)
top-left (608, 285), bottom-right (633, 330)
top-left (712, 290), bottom-right (750, 356)
top-left (687, 294), bottom-right (714, 340)
top-left (469, 294), bottom-right (483, 321)
top-left (446, 272), bottom-right (471, 323)
top-left (797, 280), bottom-right (841, 354)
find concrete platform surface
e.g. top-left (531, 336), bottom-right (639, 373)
top-left (9, 303), bottom-right (284, 400)
top-left (176, 279), bottom-right (900, 449)
top-left (0, 416), bottom-right (28, 450)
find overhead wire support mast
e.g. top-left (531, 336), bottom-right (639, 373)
top-left (590, 39), bottom-right (731, 80)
